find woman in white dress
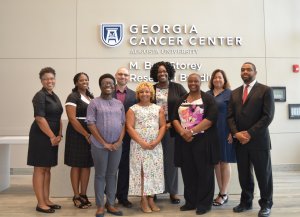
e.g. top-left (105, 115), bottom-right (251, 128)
top-left (126, 82), bottom-right (166, 213)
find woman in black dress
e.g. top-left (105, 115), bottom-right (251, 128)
top-left (65, 72), bottom-right (94, 209)
top-left (27, 67), bottom-right (63, 213)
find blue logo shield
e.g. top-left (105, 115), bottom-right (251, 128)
top-left (101, 24), bottom-right (124, 47)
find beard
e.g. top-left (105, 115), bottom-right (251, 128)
top-left (241, 75), bottom-right (253, 84)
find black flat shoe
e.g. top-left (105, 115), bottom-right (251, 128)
top-left (36, 206), bottom-right (55, 213)
top-left (119, 199), bottom-right (133, 208)
top-left (170, 196), bottom-right (180, 204)
top-left (196, 208), bottom-right (210, 215)
top-left (258, 207), bottom-right (271, 217)
top-left (233, 204), bottom-right (252, 213)
top-left (47, 204), bottom-right (61, 209)
top-left (180, 204), bottom-right (195, 211)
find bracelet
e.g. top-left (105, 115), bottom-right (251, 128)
top-left (59, 135), bottom-right (63, 137)
top-left (190, 129), bottom-right (194, 135)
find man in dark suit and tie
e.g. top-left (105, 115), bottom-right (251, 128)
top-left (114, 67), bottom-right (137, 208)
top-left (227, 62), bottom-right (275, 217)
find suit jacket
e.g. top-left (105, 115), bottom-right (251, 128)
top-left (154, 81), bottom-right (187, 137)
top-left (113, 87), bottom-right (137, 113)
top-left (227, 82), bottom-right (275, 150)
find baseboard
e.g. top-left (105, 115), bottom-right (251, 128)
top-left (10, 168), bottom-right (33, 175)
top-left (10, 164), bottom-right (300, 176)
top-left (272, 164), bottom-right (300, 171)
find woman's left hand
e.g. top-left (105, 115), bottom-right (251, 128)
top-left (166, 123), bottom-right (172, 130)
top-left (51, 136), bottom-right (61, 146)
top-left (148, 141), bottom-right (157, 150)
top-left (181, 129), bottom-right (193, 142)
top-left (112, 142), bottom-right (121, 150)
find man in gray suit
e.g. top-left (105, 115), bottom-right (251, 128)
top-left (114, 67), bottom-right (137, 208)
top-left (227, 62), bottom-right (275, 217)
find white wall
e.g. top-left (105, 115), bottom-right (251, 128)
top-left (0, 0), bottom-right (299, 166)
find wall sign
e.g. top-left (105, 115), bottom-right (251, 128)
top-left (288, 104), bottom-right (300, 119)
top-left (271, 87), bottom-right (286, 102)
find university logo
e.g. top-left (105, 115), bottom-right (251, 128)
top-left (101, 24), bottom-right (124, 47)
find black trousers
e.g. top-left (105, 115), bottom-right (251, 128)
top-left (116, 135), bottom-right (131, 201)
top-left (236, 147), bottom-right (273, 209)
top-left (181, 137), bottom-right (214, 210)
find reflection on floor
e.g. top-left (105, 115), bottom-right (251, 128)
top-left (1, 171), bottom-right (300, 217)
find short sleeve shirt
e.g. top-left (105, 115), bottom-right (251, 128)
top-left (32, 88), bottom-right (63, 121)
top-left (65, 91), bottom-right (92, 117)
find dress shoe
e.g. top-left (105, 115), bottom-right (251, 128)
top-left (47, 204), bottom-right (61, 209)
top-left (180, 204), bottom-right (195, 211)
top-left (233, 204), bottom-right (252, 213)
top-left (118, 199), bottom-right (133, 208)
top-left (196, 208), bottom-right (211, 215)
top-left (170, 195), bottom-right (181, 204)
top-left (36, 206), bottom-right (55, 213)
top-left (258, 207), bottom-right (271, 217)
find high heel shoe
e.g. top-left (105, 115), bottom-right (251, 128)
top-left (140, 198), bottom-right (152, 213)
top-left (147, 196), bottom-right (160, 212)
top-left (213, 193), bottom-right (229, 206)
top-left (80, 194), bottom-right (92, 207)
top-left (73, 195), bottom-right (89, 209)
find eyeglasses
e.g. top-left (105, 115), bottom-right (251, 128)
top-left (101, 81), bottom-right (115, 86)
top-left (117, 73), bottom-right (129, 77)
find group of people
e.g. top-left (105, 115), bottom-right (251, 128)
top-left (27, 61), bottom-right (275, 217)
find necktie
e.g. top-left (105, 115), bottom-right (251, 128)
top-left (242, 85), bottom-right (249, 104)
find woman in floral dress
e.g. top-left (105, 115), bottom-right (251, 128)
top-left (126, 82), bottom-right (166, 213)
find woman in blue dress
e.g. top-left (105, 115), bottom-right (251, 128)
top-left (207, 69), bottom-right (236, 206)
